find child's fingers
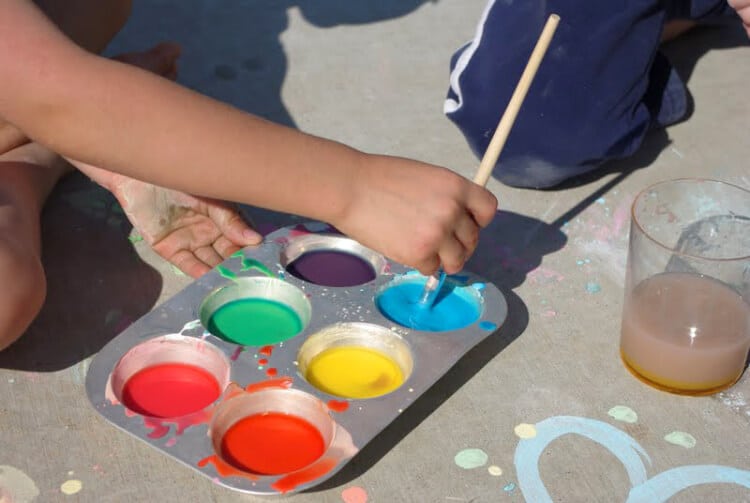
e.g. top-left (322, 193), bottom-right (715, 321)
top-left (453, 215), bottom-right (480, 257)
top-left (213, 236), bottom-right (242, 260)
top-left (215, 210), bottom-right (262, 246)
top-left (438, 235), bottom-right (468, 275)
top-left (169, 250), bottom-right (211, 278)
top-left (194, 246), bottom-right (224, 269)
top-left (467, 186), bottom-right (499, 228)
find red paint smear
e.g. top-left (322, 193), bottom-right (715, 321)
top-left (327, 400), bottom-right (349, 413)
top-left (266, 367), bottom-right (278, 377)
top-left (143, 408), bottom-right (213, 439)
top-left (259, 345), bottom-right (274, 356)
top-left (245, 376), bottom-right (292, 393)
top-left (271, 458), bottom-right (337, 493)
top-left (121, 363), bottom-right (221, 418)
top-left (230, 347), bottom-right (244, 361)
top-left (198, 455), bottom-right (259, 481)
top-left (257, 358), bottom-right (268, 366)
top-left (220, 413), bottom-right (325, 475)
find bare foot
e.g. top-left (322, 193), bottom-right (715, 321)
top-left (71, 43), bottom-right (263, 277)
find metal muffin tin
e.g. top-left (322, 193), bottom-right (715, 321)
top-left (85, 222), bottom-right (508, 495)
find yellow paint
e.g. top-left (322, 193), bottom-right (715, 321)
top-left (488, 465), bottom-right (503, 476)
top-left (306, 346), bottom-right (404, 399)
top-left (514, 423), bottom-right (537, 439)
top-left (60, 479), bottom-right (82, 495)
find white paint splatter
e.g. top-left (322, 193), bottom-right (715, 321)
top-left (0, 465), bottom-right (39, 503)
top-left (488, 465), bottom-right (503, 476)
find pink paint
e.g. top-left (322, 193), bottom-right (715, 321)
top-left (230, 347), bottom-right (244, 361)
top-left (342, 486), bottom-right (369, 503)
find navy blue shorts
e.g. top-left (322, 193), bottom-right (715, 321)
top-left (445, 0), bottom-right (737, 188)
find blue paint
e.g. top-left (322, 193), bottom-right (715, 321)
top-left (479, 321), bottom-right (497, 331)
top-left (473, 282), bottom-right (486, 291)
top-left (503, 482), bottom-right (517, 492)
top-left (585, 282), bottom-right (602, 294)
top-left (376, 276), bottom-right (481, 331)
top-left (513, 415), bottom-right (750, 503)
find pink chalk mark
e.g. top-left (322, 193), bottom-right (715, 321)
top-left (342, 486), bottom-right (369, 503)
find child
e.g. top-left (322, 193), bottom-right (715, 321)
top-left (445, 0), bottom-right (749, 189)
top-left (0, 0), bottom-right (498, 349)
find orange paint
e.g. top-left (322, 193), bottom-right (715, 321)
top-left (245, 376), bottom-right (293, 393)
top-left (259, 345), bottom-right (274, 356)
top-left (220, 412), bottom-right (325, 475)
top-left (198, 454), bottom-right (259, 481)
top-left (327, 400), bottom-right (349, 413)
top-left (266, 367), bottom-right (278, 377)
top-left (271, 458), bottom-right (337, 493)
top-left (258, 358), bottom-right (268, 366)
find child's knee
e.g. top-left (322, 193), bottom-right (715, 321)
top-left (0, 240), bottom-right (46, 351)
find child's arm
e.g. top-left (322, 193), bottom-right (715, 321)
top-left (0, 1), bottom-right (497, 274)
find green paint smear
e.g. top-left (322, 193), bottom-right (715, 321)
top-left (207, 298), bottom-right (302, 345)
top-left (216, 264), bottom-right (237, 279)
top-left (454, 448), bottom-right (488, 469)
top-left (664, 431), bottom-right (696, 448)
top-left (608, 405), bottom-right (638, 424)
top-left (128, 233), bottom-right (144, 244)
top-left (240, 257), bottom-right (273, 277)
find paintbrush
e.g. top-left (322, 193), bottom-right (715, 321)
top-left (417, 13), bottom-right (561, 309)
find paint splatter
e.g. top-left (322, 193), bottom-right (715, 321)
top-left (503, 482), bottom-right (517, 492)
top-left (479, 321), bottom-right (498, 331)
top-left (488, 465), bottom-right (503, 476)
top-left (341, 485), bottom-right (368, 503)
top-left (128, 233), bottom-right (144, 244)
top-left (60, 479), bottom-right (82, 495)
top-left (585, 281), bottom-right (602, 294)
top-left (0, 465), bottom-right (39, 502)
top-left (514, 423), bottom-right (537, 439)
top-left (664, 431), bottom-right (696, 448)
top-left (608, 405), bottom-right (638, 424)
top-left (454, 448), bottom-right (489, 469)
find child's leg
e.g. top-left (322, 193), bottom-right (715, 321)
top-left (0, 0), bottom-right (135, 349)
top-left (444, 0), bottom-right (737, 189)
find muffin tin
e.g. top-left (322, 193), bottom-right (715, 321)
top-left (86, 222), bottom-right (508, 495)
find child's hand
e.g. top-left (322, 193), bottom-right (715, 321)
top-left (337, 155), bottom-right (497, 275)
top-left (74, 161), bottom-right (262, 277)
top-left (729, 0), bottom-right (750, 36)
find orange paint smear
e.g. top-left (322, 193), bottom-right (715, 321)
top-left (271, 457), bottom-right (337, 493)
top-left (198, 455), bottom-right (259, 481)
top-left (259, 345), bottom-right (274, 356)
top-left (245, 376), bottom-right (292, 393)
top-left (258, 358), bottom-right (268, 366)
top-left (266, 368), bottom-right (278, 377)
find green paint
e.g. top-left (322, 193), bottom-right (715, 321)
top-left (170, 264), bottom-right (187, 277)
top-left (216, 265), bottom-right (237, 279)
top-left (207, 298), bottom-right (302, 345)
top-left (608, 405), bottom-right (638, 424)
top-left (231, 250), bottom-right (244, 258)
top-left (454, 448), bottom-right (488, 469)
top-left (240, 257), bottom-right (274, 277)
top-left (128, 233), bottom-right (144, 244)
top-left (664, 431), bottom-right (696, 448)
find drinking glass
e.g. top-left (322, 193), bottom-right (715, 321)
top-left (620, 178), bottom-right (750, 395)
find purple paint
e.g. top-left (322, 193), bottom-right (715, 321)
top-left (286, 250), bottom-right (376, 287)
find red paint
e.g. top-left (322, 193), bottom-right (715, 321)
top-left (121, 363), bottom-right (221, 418)
top-left (327, 400), bottom-right (349, 413)
top-left (266, 367), bottom-right (278, 377)
top-left (245, 376), bottom-right (293, 393)
top-left (257, 358), bottom-right (268, 366)
top-left (259, 345), bottom-right (274, 356)
top-left (198, 455), bottom-right (258, 481)
top-left (271, 457), bottom-right (337, 493)
top-left (220, 413), bottom-right (325, 475)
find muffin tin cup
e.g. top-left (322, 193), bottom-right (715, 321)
top-left (86, 222), bottom-right (508, 495)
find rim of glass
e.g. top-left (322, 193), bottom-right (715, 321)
top-left (631, 177), bottom-right (750, 262)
